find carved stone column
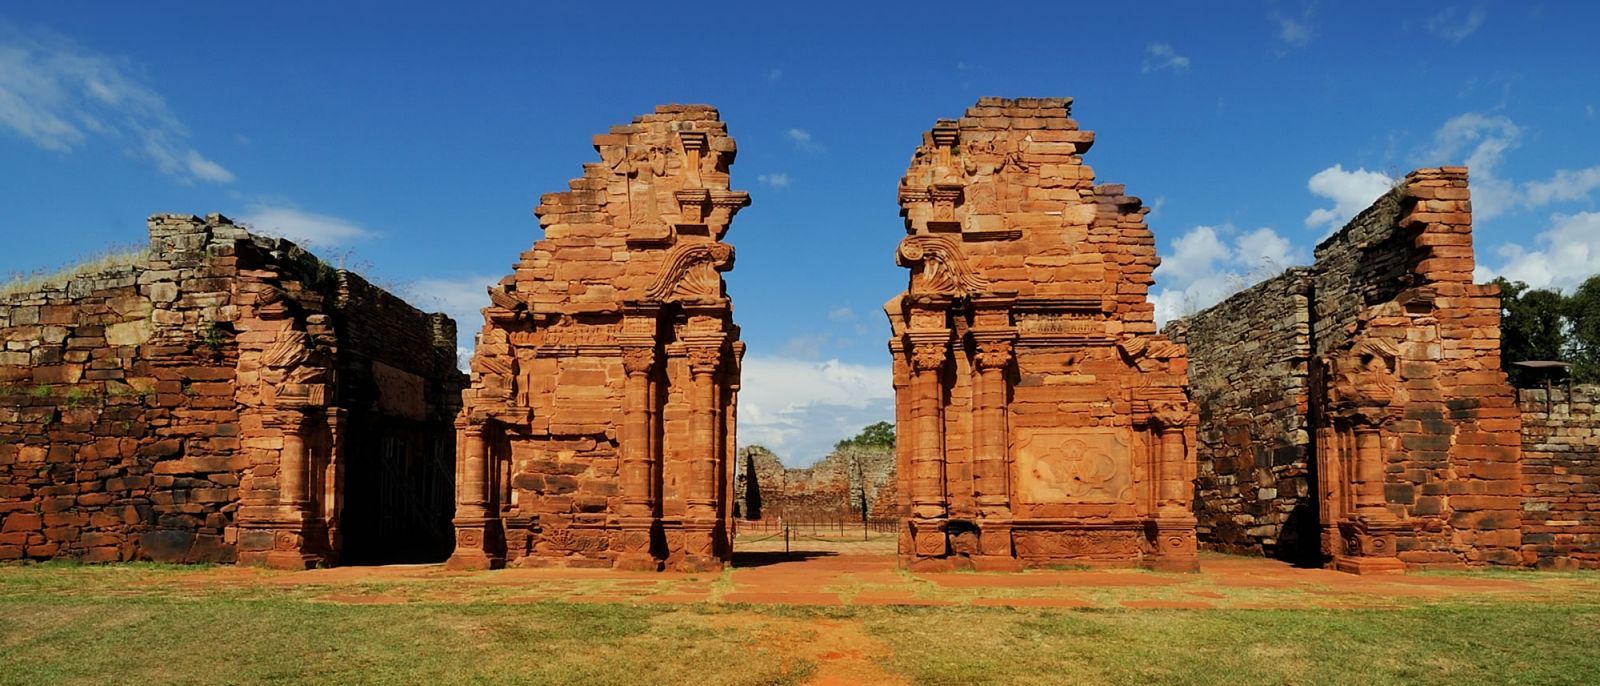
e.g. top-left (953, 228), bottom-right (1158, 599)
top-left (616, 347), bottom-right (659, 571)
top-left (1146, 401), bottom-right (1199, 572)
top-left (906, 332), bottom-right (949, 564)
top-left (1351, 410), bottom-right (1395, 522)
top-left (681, 344), bottom-right (723, 571)
top-left (1332, 406), bottom-right (1406, 574)
top-left (971, 337), bottom-right (1018, 569)
top-left (446, 420), bottom-right (501, 570)
top-left (265, 409), bottom-right (319, 569)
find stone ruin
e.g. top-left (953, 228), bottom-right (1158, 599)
top-left (886, 97), bottom-right (1197, 571)
top-left (448, 105), bottom-right (749, 572)
top-left (1173, 167), bottom-right (1600, 571)
top-left (0, 214), bottom-right (463, 566)
top-left (4, 101), bottom-right (1597, 576)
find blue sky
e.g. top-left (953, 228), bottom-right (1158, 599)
top-left (3, 2), bottom-right (1597, 465)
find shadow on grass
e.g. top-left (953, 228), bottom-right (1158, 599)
top-left (731, 551), bottom-right (839, 568)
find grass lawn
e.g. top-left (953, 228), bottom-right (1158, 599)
top-left (1, 561), bottom-right (1598, 685)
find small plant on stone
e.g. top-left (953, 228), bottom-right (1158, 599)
top-left (64, 387), bottom-right (93, 410)
top-left (201, 321), bottom-right (227, 352)
top-left (30, 384), bottom-right (53, 399)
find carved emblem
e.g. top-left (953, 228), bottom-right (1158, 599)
top-left (1016, 428), bottom-right (1132, 504)
top-left (1329, 338), bottom-right (1399, 426)
top-left (646, 242), bottom-right (734, 303)
top-left (897, 235), bottom-right (991, 297)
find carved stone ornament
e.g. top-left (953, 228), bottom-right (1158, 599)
top-left (910, 343), bottom-right (947, 372)
top-left (1150, 400), bottom-right (1190, 429)
top-left (897, 235), bottom-right (991, 297)
top-left (686, 346), bottom-right (722, 376)
top-left (974, 340), bottom-right (1013, 370)
top-left (645, 242), bottom-right (734, 303)
top-left (622, 347), bottom-right (656, 376)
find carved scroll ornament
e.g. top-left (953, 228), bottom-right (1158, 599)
top-left (645, 242), bottom-right (734, 303)
top-left (897, 235), bottom-right (991, 297)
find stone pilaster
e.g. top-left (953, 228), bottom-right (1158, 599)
top-left (446, 420), bottom-right (502, 570)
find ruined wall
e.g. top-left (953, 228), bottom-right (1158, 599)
top-left (0, 214), bottom-right (462, 566)
top-left (450, 105), bottom-right (748, 573)
top-left (1170, 268), bottom-right (1317, 561)
top-left (1310, 168), bottom-right (1521, 570)
top-left (735, 446), bottom-right (897, 523)
top-left (1520, 385), bottom-right (1600, 569)
top-left (888, 97), bottom-right (1196, 572)
top-left (1177, 167), bottom-right (1523, 572)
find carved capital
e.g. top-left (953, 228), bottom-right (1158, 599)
top-left (910, 343), bottom-right (947, 372)
top-left (1150, 401), bottom-right (1191, 430)
top-left (622, 347), bottom-right (656, 376)
top-left (974, 340), bottom-right (1013, 370)
top-left (687, 346), bottom-right (722, 376)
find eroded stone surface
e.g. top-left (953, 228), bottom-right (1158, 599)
top-left (0, 214), bottom-right (463, 567)
top-left (886, 97), bottom-right (1197, 571)
top-left (449, 104), bottom-right (748, 572)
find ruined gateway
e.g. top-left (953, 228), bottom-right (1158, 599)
top-left (887, 98), bottom-right (1198, 571)
top-left (448, 105), bottom-right (748, 572)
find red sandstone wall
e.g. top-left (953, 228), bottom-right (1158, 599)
top-left (1309, 168), bottom-right (1522, 568)
top-left (1520, 385), bottom-right (1600, 569)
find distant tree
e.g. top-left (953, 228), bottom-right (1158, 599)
top-left (1496, 277), bottom-right (1571, 385)
top-left (835, 421), bottom-right (895, 451)
top-left (1494, 275), bottom-right (1600, 385)
top-left (1568, 275), bottom-right (1600, 383)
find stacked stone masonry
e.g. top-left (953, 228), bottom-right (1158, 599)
top-left (1173, 168), bottom-right (1542, 572)
top-left (1521, 385), bottom-right (1600, 569)
top-left (450, 105), bottom-right (748, 573)
top-left (1166, 268), bottom-right (1319, 563)
top-left (886, 97), bottom-right (1198, 572)
top-left (0, 214), bottom-right (463, 567)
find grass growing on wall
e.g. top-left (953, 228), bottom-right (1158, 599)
top-left (0, 246), bottom-right (149, 299)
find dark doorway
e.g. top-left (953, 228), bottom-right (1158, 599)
top-left (339, 421), bottom-right (455, 564)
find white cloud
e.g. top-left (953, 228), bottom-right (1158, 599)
top-left (765, 68), bottom-right (782, 82)
top-left (0, 20), bottom-right (232, 184)
top-left (1521, 167), bottom-right (1600, 207)
top-left (827, 306), bottom-right (856, 323)
top-left (238, 205), bottom-right (374, 247)
top-left (1275, 13), bottom-right (1313, 48)
top-left (1425, 112), bottom-right (1522, 220)
top-left (1304, 164), bottom-right (1394, 232)
top-left (786, 128), bottom-right (821, 153)
top-left (1141, 43), bottom-right (1190, 74)
top-left (1480, 211), bottom-right (1600, 291)
top-left (738, 356), bottom-right (894, 466)
top-left (1149, 225), bottom-right (1305, 324)
top-left (757, 172), bottom-right (790, 188)
top-left (1426, 6), bottom-right (1487, 44)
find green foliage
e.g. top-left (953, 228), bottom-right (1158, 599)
top-left (63, 387), bottom-right (93, 410)
top-left (1495, 275), bottom-right (1600, 385)
top-left (1569, 276), bottom-right (1600, 383)
top-left (834, 421), bottom-right (895, 451)
top-left (29, 384), bottom-right (53, 399)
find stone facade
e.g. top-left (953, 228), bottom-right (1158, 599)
top-left (1520, 385), bottom-right (1600, 569)
top-left (0, 214), bottom-right (462, 566)
top-left (1174, 168), bottom-right (1526, 572)
top-left (886, 97), bottom-right (1197, 571)
top-left (449, 105), bottom-right (748, 573)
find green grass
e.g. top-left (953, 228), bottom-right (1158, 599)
top-left (1, 562), bottom-right (1597, 685)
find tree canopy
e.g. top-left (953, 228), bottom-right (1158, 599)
top-left (835, 421), bottom-right (895, 451)
top-left (1495, 275), bottom-right (1600, 385)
